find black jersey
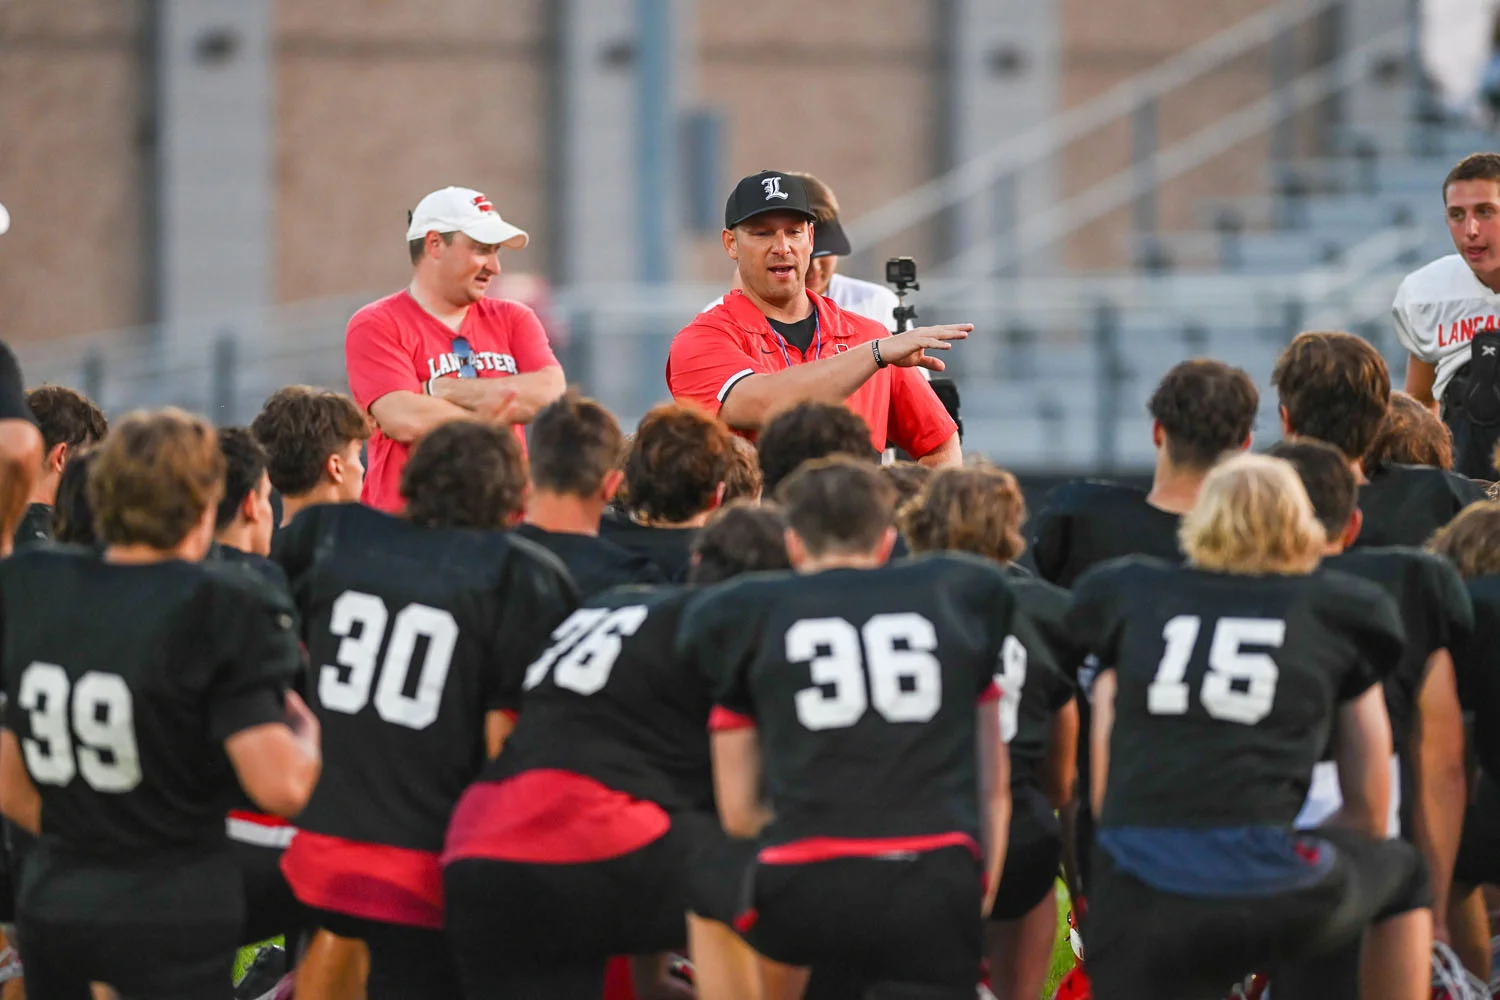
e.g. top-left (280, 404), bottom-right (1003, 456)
top-left (1029, 481), bottom-right (1183, 588)
top-left (1455, 575), bottom-right (1500, 780)
top-left (0, 343), bottom-right (31, 424)
top-left (1001, 570), bottom-right (1077, 791)
top-left (13, 504), bottom-right (50, 550)
top-left (485, 585), bottom-right (714, 813)
top-left (0, 547), bottom-right (300, 860)
top-left (1324, 548), bottom-right (1471, 755)
top-left (274, 503), bottom-right (576, 853)
top-left (680, 553), bottom-right (1017, 846)
top-left (209, 542), bottom-right (292, 600)
top-left (1069, 559), bottom-right (1404, 829)
top-left (512, 524), bottom-right (666, 597)
top-left (1357, 464), bottom-right (1487, 549)
top-left (599, 511), bottom-right (697, 583)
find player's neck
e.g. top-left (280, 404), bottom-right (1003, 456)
top-left (281, 488), bottom-right (341, 527)
top-left (407, 276), bottom-right (471, 328)
top-left (105, 540), bottom-right (204, 565)
top-left (741, 282), bottom-right (812, 324)
top-left (525, 491), bottom-right (605, 536)
top-left (1146, 459), bottom-right (1203, 515)
top-left (1472, 262), bottom-right (1500, 293)
top-left (795, 551), bottom-right (886, 574)
top-left (28, 474), bottom-right (57, 507)
top-left (214, 524), bottom-right (265, 557)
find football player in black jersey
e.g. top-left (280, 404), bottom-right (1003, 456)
top-left (900, 464), bottom-right (1077, 1000)
top-left (514, 391), bottom-right (665, 596)
top-left (50, 449), bottom-right (98, 546)
top-left (600, 403), bottom-right (733, 581)
top-left (1271, 441), bottom-right (1469, 965)
top-left (274, 420), bottom-right (575, 1000)
top-left (250, 385), bottom-right (370, 529)
top-left (0, 341), bottom-right (43, 557)
top-left (0, 408), bottom-right (320, 999)
top-left (443, 501), bottom-right (790, 1000)
top-left (1030, 358), bottom-right (1257, 588)
top-left (1273, 331), bottom-right (1485, 548)
top-left (1364, 391), bottom-right (1458, 474)
top-left (682, 457), bottom-right (1015, 1000)
top-left (1074, 453), bottom-right (1431, 1000)
top-left (16, 386), bottom-right (106, 551)
top-left (1430, 502), bottom-right (1500, 979)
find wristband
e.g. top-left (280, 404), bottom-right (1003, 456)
top-left (872, 339), bottom-right (889, 369)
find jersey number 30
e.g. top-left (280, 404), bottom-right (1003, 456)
top-left (1148, 615), bottom-right (1284, 725)
top-left (789, 613), bottom-right (942, 731)
top-left (19, 662), bottom-right (141, 793)
top-left (322, 591), bottom-right (459, 730)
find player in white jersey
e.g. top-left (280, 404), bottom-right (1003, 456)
top-left (701, 171), bottom-right (901, 331)
top-left (1393, 153), bottom-right (1500, 478)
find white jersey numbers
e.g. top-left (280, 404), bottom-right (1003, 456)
top-left (524, 605), bottom-right (650, 696)
top-left (1147, 615), bottom-right (1284, 726)
top-left (788, 613), bottom-right (943, 731)
top-left (322, 590), bottom-right (460, 730)
top-left (18, 662), bottom-right (142, 793)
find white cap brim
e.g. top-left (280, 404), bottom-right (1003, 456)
top-left (0, 202), bottom-right (10, 237)
top-left (460, 215), bottom-right (528, 249)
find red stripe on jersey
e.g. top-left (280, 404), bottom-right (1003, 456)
top-left (708, 706), bottom-right (756, 732)
top-left (757, 831), bottom-right (980, 865)
top-left (977, 679), bottom-right (1000, 705)
top-left (499, 708), bottom-right (519, 724)
top-left (734, 907), bottom-right (759, 933)
top-left (280, 831), bottom-right (444, 929)
top-left (228, 808), bottom-right (292, 829)
top-left (442, 769), bottom-right (670, 866)
top-left (603, 958), bottom-right (637, 1000)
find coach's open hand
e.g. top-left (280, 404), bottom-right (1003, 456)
top-left (879, 324), bottom-right (972, 373)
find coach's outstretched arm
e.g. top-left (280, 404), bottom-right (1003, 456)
top-left (712, 324), bottom-right (970, 432)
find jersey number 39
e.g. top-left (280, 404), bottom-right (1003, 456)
top-left (18, 662), bottom-right (141, 793)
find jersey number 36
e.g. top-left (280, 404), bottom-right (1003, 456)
top-left (788, 613), bottom-right (942, 731)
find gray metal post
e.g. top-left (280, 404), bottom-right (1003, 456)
top-left (211, 331), bottom-right (237, 422)
top-left (636, 0), bottom-right (675, 283)
top-left (1093, 300), bottom-right (1121, 474)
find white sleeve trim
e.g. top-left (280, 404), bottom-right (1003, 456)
top-left (717, 368), bottom-right (756, 403)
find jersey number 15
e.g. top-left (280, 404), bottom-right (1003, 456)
top-left (1148, 615), bottom-right (1285, 725)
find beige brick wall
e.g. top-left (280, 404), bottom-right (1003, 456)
top-left (0, 1), bottom-right (149, 345)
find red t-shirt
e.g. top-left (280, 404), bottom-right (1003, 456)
top-left (345, 290), bottom-right (560, 512)
top-left (665, 290), bottom-right (956, 457)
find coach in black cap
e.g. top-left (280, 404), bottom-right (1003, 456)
top-left (666, 171), bottom-right (968, 467)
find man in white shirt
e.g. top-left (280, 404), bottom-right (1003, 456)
top-left (1394, 152), bottom-right (1500, 478)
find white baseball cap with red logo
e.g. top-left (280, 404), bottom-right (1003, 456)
top-left (405, 186), bottom-right (528, 249)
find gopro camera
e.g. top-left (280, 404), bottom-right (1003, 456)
top-left (885, 256), bottom-right (918, 291)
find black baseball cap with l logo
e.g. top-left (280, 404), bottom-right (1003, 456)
top-left (725, 170), bottom-right (818, 229)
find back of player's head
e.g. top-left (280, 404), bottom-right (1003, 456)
top-left (251, 385), bottom-right (370, 496)
top-left (689, 501), bottom-right (791, 584)
top-left (757, 401), bottom-right (876, 494)
top-left (1265, 439), bottom-right (1356, 543)
top-left (402, 420), bottom-right (527, 530)
top-left (897, 463), bottom-right (1027, 564)
top-left (1180, 453), bottom-right (1322, 576)
top-left (27, 384), bottom-right (107, 456)
top-left (776, 455), bottom-right (897, 558)
top-left (788, 171), bottom-right (839, 223)
top-left (528, 390), bottom-right (623, 497)
top-left (54, 449), bottom-right (100, 545)
top-left (214, 427), bottom-right (269, 531)
top-left (881, 461), bottom-right (931, 508)
top-left (1271, 331), bottom-right (1390, 460)
top-left (89, 408), bottom-right (224, 550)
top-left (1364, 391), bottom-right (1453, 473)
top-left (623, 403), bottom-right (733, 524)
top-left (1429, 501), bottom-right (1500, 579)
top-left (723, 435), bottom-right (763, 504)
top-left (1147, 360), bottom-right (1258, 470)
top-left (1445, 153), bottom-right (1500, 196)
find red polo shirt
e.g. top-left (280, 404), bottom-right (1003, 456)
top-left (666, 290), bottom-right (956, 457)
top-left (346, 290), bottom-right (559, 513)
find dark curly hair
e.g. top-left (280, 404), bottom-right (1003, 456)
top-left (1148, 360), bottom-right (1258, 470)
top-left (1363, 391), bottom-right (1453, 473)
top-left (757, 401), bottom-right (876, 494)
top-left (622, 403), bottom-right (733, 524)
top-left (401, 421), bottom-right (527, 530)
top-left (1272, 331), bottom-right (1391, 460)
top-left (1266, 439), bottom-right (1356, 542)
top-left (897, 463), bottom-right (1027, 563)
top-left (1446, 153), bottom-right (1500, 197)
top-left (529, 390), bottom-right (624, 496)
top-left (689, 501), bottom-right (790, 584)
top-left (251, 386), bottom-right (370, 496)
top-left (27, 385), bottom-right (107, 455)
top-left (723, 435), bottom-right (763, 503)
top-left (215, 427), bottom-right (269, 530)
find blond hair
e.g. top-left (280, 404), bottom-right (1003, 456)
top-left (897, 463), bottom-right (1026, 564)
top-left (1428, 501), bottom-right (1500, 579)
top-left (1180, 454), bottom-right (1322, 575)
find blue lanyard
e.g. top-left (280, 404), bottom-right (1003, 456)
top-left (771, 311), bottom-right (821, 368)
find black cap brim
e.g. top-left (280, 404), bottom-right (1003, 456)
top-left (726, 205), bottom-right (819, 229)
top-left (812, 215), bottom-right (852, 258)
